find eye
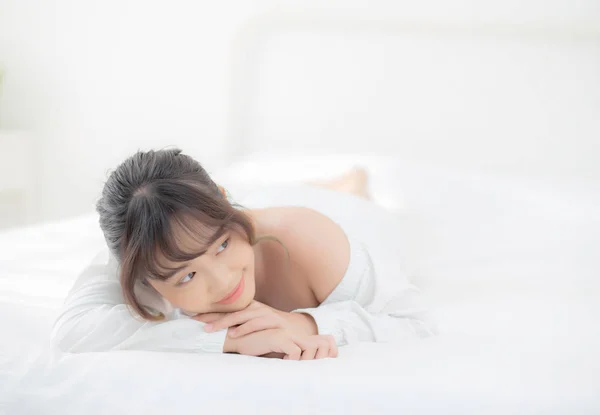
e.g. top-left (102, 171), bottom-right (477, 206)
top-left (216, 238), bottom-right (229, 254)
top-left (179, 272), bottom-right (195, 285)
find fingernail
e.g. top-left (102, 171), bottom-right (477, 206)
top-left (204, 324), bottom-right (213, 332)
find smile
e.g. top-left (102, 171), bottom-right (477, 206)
top-left (215, 275), bottom-right (245, 305)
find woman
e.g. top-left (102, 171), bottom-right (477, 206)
top-left (51, 148), bottom-right (435, 360)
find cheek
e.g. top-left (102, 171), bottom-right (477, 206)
top-left (238, 245), bottom-right (256, 284)
top-left (162, 281), bottom-right (211, 312)
top-left (243, 244), bottom-right (255, 268)
top-left (229, 235), bottom-right (255, 270)
top-left (241, 245), bottom-right (256, 293)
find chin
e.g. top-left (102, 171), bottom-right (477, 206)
top-left (220, 298), bottom-right (251, 313)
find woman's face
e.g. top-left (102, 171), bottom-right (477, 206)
top-left (148, 227), bottom-right (256, 315)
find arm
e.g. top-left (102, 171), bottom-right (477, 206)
top-left (292, 241), bottom-right (435, 346)
top-left (50, 249), bottom-right (226, 353)
top-left (275, 207), bottom-right (436, 346)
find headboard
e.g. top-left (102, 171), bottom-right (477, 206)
top-left (225, 13), bottom-right (600, 184)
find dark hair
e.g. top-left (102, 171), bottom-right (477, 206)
top-left (96, 148), bottom-right (256, 321)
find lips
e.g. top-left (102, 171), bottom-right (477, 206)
top-left (216, 275), bottom-right (245, 305)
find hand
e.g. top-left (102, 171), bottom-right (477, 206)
top-left (194, 300), bottom-right (317, 338)
top-left (293, 334), bottom-right (339, 360)
top-left (223, 328), bottom-right (338, 360)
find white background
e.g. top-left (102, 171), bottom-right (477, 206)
top-left (0, 0), bottom-right (599, 224)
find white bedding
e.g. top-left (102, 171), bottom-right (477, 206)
top-left (1, 158), bottom-right (599, 414)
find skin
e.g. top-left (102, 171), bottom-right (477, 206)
top-left (148, 170), bottom-right (368, 360)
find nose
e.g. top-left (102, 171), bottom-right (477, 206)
top-left (205, 263), bottom-right (239, 294)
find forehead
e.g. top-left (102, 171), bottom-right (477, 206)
top-left (171, 218), bottom-right (220, 247)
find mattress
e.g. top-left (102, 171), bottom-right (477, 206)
top-left (1, 159), bottom-right (599, 414)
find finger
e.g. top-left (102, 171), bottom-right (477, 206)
top-left (283, 351), bottom-right (301, 360)
top-left (229, 316), bottom-right (280, 338)
top-left (261, 352), bottom-right (286, 359)
top-left (315, 344), bottom-right (330, 359)
top-left (206, 309), bottom-right (263, 332)
top-left (282, 342), bottom-right (302, 361)
top-left (301, 346), bottom-right (318, 361)
top-left (302, 336), bottom-right (336, 359)
top-left (293, 337), bottom-right (320, 360)
top-left (293, 336), bottom-right (316, 352)
top-left (329, 344), bottom-right (338, 358)
top-left (325, 335), bottom-right (339, 358)
top-left (193, 313), bottom-right (226, 324)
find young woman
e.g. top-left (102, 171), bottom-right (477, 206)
top-left (51, 149), bottom-right (435, 360)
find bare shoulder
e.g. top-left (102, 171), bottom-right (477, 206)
top-left (250, 206), bottom-right (351, 303)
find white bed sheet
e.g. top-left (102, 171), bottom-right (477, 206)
top-left (1, 161), bottom-right (599, 414)
top-left (3, 296), bottom-right (599, 414)
top-left (0, 214), bottom-right (107, 410)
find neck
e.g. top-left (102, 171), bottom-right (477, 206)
top-left (247, 208), bottom-right (287, 303)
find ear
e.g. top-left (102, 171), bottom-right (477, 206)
top-left (217, 185), bottom-right (227, 198)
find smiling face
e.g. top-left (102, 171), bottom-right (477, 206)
top-left (147, 224), bottom-right (257, 315)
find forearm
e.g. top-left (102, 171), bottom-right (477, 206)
top-left (293, 300), bottom-right (434, 346)
top-left (292, 285), bottom-right (436, 347)
top-left (52, 303), bottom-right (227, 353)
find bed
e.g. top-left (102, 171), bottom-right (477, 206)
top-left (2, 155), bottom-right (599, 414)
top-left (3, 10), bottom-right (600, 415)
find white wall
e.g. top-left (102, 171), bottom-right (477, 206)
top-left (233, 19), bottom-right (600, 182)
top-left (0, 0), bottom-right (264, 222)
top-left (0, 0), bottom-right (599, 224)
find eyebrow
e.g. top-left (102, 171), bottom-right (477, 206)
top-left (162, 227), bottom-right (229, 282)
